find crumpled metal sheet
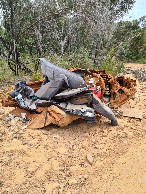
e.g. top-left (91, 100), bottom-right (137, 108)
top-left (1, 68), bottom-right (136, 128)
top-left (26, 80), bottom-right (43, 92)
top-left (109, 76), bottom-right (136, 107)
top-left (1, 70), bottom-right (136, 109)
top-left (68, 68), bottom-right (136, 107)
top-left (40, 58), bottom-right (86, 88)
top-left (2, 106), bottom-right (81, 129)
top-left (27, 105), bottom-right (81, 128)
top-left (1, 96), bottom-right (18, 107)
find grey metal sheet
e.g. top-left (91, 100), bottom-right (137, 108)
top-left (55, 86), bottom-right (90, 99)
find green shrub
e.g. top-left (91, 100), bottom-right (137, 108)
top-left (47, 49), bottom-right (94, 69)
top-left (32, 72), bottom-right (43, 81)
top-left (138, 58), bottom-right (146, 64)
top-left (99, 47), bottom-right (125, 76)
top-left (0, 59), bottom-right (15, 83)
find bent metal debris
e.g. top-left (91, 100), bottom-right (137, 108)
top-left (1, 58), bottom-right (136, 129)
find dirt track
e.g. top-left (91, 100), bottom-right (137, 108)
top-left (0, 63), bottom-right (146, 193)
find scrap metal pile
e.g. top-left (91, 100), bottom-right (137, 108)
top-left (1, 58), bottom-right (136, 128)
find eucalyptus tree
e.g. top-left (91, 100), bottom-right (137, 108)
top-left (114, 16), bottom-right (146, 61)
top-left (31, 0), bottom-right (135, 63)
top-left (0, 0), bottom-right (34, 74)
top-left (0, 0), bottom-right (136, 75)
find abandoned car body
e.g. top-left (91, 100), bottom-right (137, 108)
top-left (1, 58), bottom-right (136, 128)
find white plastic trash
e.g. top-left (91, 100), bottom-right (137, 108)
top-left (21, 113), bottom-right (27, 119)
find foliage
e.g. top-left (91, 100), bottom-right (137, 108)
top-left (47, 49), bottom-right (94, 69)
top-left (0, 0), bottom-right (136, 76)
top-left (99, 47), bottom-right (125, 76)
top-left (137, 58), bottom-right (146, 64)
top-left (0, 59), bottom-right (15, 82)
top-left (110, 0), bottom-right (135, 18)
top-left (1, 0), bottom-right (144, 81)
top-left (32, 72), bottom-right (43, 81)
top-left (114, 16), bottom-right (146, 63)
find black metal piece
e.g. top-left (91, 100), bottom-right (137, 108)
top-left (44, 111), bottom-right (49, 127)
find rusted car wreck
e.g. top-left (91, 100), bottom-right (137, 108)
top-left (1, 58), bottom-right (136, 129)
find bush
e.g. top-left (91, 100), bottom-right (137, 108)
top-left (0, 48), bottom-right (126, 84)
top-left (138, 58), bottom-right (146, 64)
top-left (32, 72), bottom-right (43, 81)
top-left (47, 49), bottom-right (94, 69)
top-left (99, 47), bottom-right (125, 76)
top-left (0, 59), bottom-right (15, 83)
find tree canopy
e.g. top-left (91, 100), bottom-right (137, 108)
top-left (1, 0), bottom-right (143, 76)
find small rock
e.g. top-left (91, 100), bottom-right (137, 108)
top-left (22, 140), bottom-right (28, 145)
top-left (121, 108), bottom-right (143, 119)
top-left (59, 188), bottom-right (63, 194)
top-left (8, 114), bottom-right (15, 120)
top-left (68, 179), bottom-right (77, 185)
top-left (84, 174), bottom-right (89, 179)
top-left (5, 117), bottom-right (11, 122)
top-left (79, 176), bottom-right (85, 182)
top-left (0, 137), bottom-right (3, 141)
top-left (5, 114), bottom-right (15, 122)
top-left (43, 132), bottom-right (49, 135)
top-left (0, 110), bottom-right (5, 115)
top-left (22, 126), bottom-right (27, 130)
top-left (86, 154), bottom-right (93, 165)
top-left (126, 131), bottom-right (133, 136)
top-left (60, 183), bottom-right (65, 189)
top-left (94, 145), bottom-right (98, 149)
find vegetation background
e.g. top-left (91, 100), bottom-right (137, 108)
top-left (0, 0), bottom-right (145, 83)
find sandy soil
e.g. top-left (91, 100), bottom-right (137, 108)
top-left (0, 63), bottom-right (146, 194)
